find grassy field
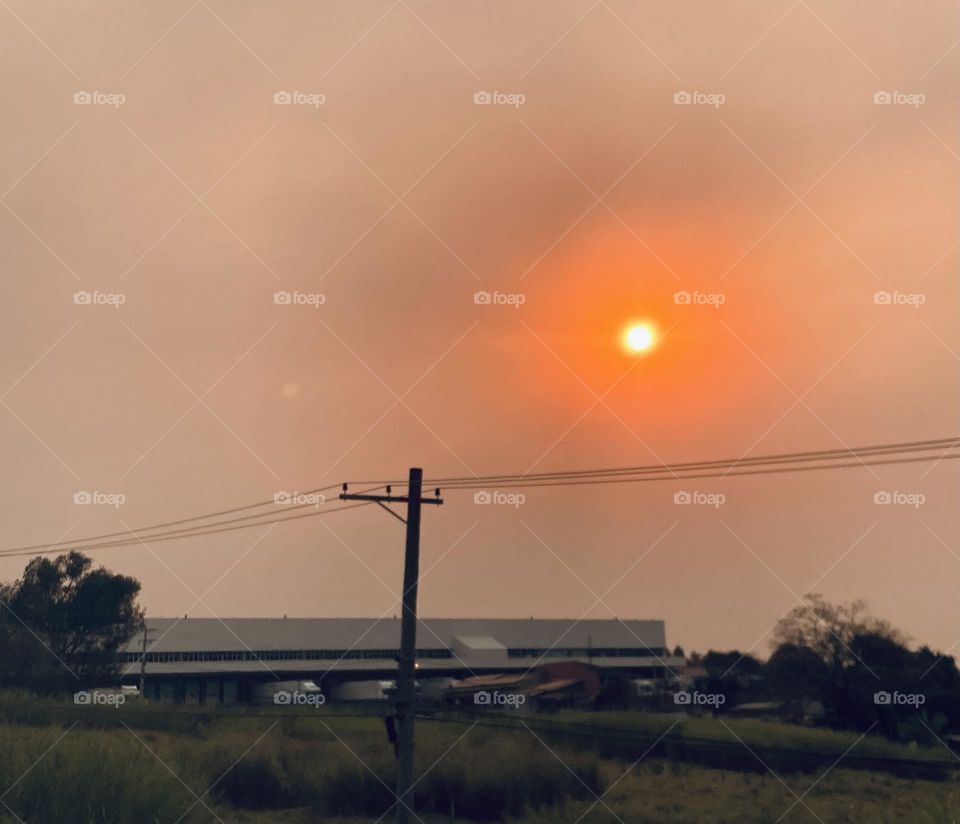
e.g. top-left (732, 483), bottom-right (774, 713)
top-left (519, 762), bottom-right (960, 824)
top-left (204, 764), bottom-right (960, 824)
top-left (553, 709), bottom-right (953, 761)
top-left (0, 697), bottom-right (956, 822)
top-left (0, 710), bottom-right (602, 823)
top-left (1, 694), bottom-right (950, 764)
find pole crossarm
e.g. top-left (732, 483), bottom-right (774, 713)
top-left (339, 485), bottom-right (443, 506)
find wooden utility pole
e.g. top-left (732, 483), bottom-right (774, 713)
top-left (341, 468), bottom-right (442, 824)
top-left (395, 468), bottom-right (423, 824)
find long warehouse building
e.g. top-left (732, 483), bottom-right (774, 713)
top-left (120, 617), bottom-right (682, 704)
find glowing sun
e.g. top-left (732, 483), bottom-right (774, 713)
top-left (621, 322), bottom-right (657, 354)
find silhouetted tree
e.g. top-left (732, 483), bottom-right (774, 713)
top-left (773, 594), bottom-right (905, 670)
top-left (0, 552), bottom-right (142, 693)
top-left (766, 643), bottom-right (829, 711)
top-left (696, 650), bottom-right (764, 708)
top-left (769, 595), bottom-right (960, 740)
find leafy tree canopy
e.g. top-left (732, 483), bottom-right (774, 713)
top-left (0, 552), bottom-right (142, 692)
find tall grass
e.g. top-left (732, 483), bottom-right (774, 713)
top-left (2, 690), bottom-right (952, 823)
top-left (0, 697), bottom-right (607, 823)
top-left (522, 758), bottom-right (960, 824)
top-left (207, 724), bottom-right (604, 821)
top-left (556, 709), bottom-right (952, 762)
top-left (0, 725), bottom-right (206, 823)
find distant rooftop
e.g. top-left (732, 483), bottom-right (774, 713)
top-left (125, 617), bottom-right (666, 654)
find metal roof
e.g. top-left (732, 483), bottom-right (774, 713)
top-left (127, 617), bottom-right (666, 653)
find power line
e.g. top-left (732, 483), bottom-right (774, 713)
top-left (418, 437), bottom-right (960, 486)
top-left (0, 497), bottom-right (356, 556)
top-left (0, 502), bottom-right (374, 560)
top-left (434, 452), bottom-right (960, 491)
top-left (3, 437), bottom-right (956, 560)
top-left (1, 483), bottom-right (385, 555)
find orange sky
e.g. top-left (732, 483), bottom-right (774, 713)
top-left (1, 1), bottom-right (958, 655)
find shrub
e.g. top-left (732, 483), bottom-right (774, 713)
top-left (217, 751), bottom-right (298, 810)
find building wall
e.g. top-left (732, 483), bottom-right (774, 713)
top-left (124, 617), bottom-right (679, 704)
